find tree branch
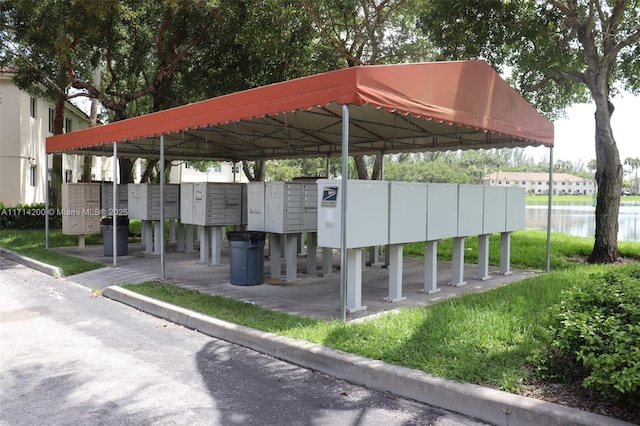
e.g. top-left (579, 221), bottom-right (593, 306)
top-left (520, 70), bottom-right (586, 93)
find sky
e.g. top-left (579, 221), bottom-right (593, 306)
top-left (525, 93), bottom-right (640, 166)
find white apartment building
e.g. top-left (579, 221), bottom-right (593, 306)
top-left (0, 67), bottom-right (97, 206)
top-left (1, 68), bottom-right (245, 206)
top-left (481, 172), bottom-right (595, 195)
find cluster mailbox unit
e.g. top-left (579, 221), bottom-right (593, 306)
top-left (127, 183), bottom-right (180, 254)
top-left (61, 183), bottom-right (102, 246)
top-left (180, 182), bottom-right (246, 265)
top-left (247, 181), bottom-right (320, 282)
top-left (316, 179), bottom-right (525, 314)
top-left (101, 183), bottom-right (129, 213)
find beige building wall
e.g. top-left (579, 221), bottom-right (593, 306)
top-left (480, 172), bottom-right (596, 195)
top-left (0, 71), bottom-right (99, 206)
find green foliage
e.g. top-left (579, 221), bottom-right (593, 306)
top-left (0, 203), bottom-right (61, 230)
top-left (542, 265), bottom-right (640, 401)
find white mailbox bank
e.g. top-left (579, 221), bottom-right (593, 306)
top-left (180, 182), bottom-right (245, 266)
top-left (247, 181), bottom-right (321, 282)
top-left (127, 183), bottom-right (179, 255)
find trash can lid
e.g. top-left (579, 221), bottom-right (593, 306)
top-left (101, 216), bottom-right (130, 225)
top-left (227, 231), bottom-right (266, 243)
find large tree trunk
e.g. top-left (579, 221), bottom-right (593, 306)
top-left (354, 154), bottom-right (383, 180)
top-left (587, 84), bottom-right (621, 264)
top-left (242, 160), bottom-right (265, 181)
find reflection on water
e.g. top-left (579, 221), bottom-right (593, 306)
top-left (526, 200), bottom-right (640, 242)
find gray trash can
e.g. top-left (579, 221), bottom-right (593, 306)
top-left (102, 216), bottom-right (129, 256)
top-left (227, 231), bottom-right (266, 286)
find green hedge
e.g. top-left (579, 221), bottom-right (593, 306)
top-left (0, 203), bottom-right (62, 230)
top-left (543, 265), bottom-right (640, 401)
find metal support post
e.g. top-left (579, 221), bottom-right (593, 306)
top-left (423, 240), bottom-right (440, 294)
top-left (385, 244), bottom-right (406, 303)
top-left (451, 236), bottom-right (467, 287)
top-left (475, 234), bottom-right (491, 280)
top-left (346, 248), bottom-right (366, 313)
top-left (499, 232), bottom-right (514, 275)
top-left (269, 233), bottom-right (282, 279)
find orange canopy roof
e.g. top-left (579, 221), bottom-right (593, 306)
top-left (46, 60), bottom-right (553, 160)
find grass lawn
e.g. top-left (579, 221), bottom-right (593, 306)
top-left (0, 219), bottom-right (144, 276)
top-left (0, 229), bottom-right (105, 276)
top-left (123, 264), bottom-right (630, 394)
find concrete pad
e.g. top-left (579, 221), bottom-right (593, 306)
top-left (57, 241), bottom-right (537, 321)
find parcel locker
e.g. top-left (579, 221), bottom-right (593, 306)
top-left (426, 183), bottom-right (458, 241)
top-left (457, 184), bottom-right (484, 237)
top-left (388, 181), bottom-right (427, 244)
top-left (505, 187), bottom-right (526, 232)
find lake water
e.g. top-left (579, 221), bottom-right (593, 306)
top-left (526, 200), bottom-right (640, 242)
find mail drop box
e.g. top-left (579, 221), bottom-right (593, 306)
top-left (317, 179), bottom-right (389, 249)
top-left (62, 183), bottom-right (101, 235)
top-left (457, 184), bottom-right (484, 237)
top-left (388, 181), bottom-right (427, 244)
top-left (180, 182), bottom-right (242, 226)
top-left (482, 186), bottom-right (507, 234)
top-left (101, 183), bottom-right (128, 212)
top-left (505, 187), bottom-right (526, 232)
top-left (127, 183), bottom-right (179, 220)
top-left (426, 183), bottom-right (458, 241)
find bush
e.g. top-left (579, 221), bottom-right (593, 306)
top-left (544, 265), bottom-right (640, 401)
top-left (0, 202), bottom-right (62, 230)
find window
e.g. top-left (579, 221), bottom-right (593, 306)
top-left (65, 169), bottom-right (73, 183)
top-left (561, 182), bottom-right (566, 186)
top-left (29, 165), bottom-right (37, 187)
top-left (521, 181), bottom-right (526, 185)
top-left (30, 97), bottom-right (36, 118)
top-left (64, 117), bottom-right (72, 133)
top-left (232, 166), bottom-right (240, 174)
top-left (48, 108), bottom-right (54, 133)
top-left (212, 165), bottom-right (222, 173)
top-left (538, 181), bottom-right (542, 185)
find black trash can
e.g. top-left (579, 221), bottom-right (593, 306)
top-left (227, 231), bottom-right (266, 286)
top-left (102, 216), bottom-right (129, 256)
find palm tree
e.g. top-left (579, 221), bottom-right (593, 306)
top-left (624, 157), bottom-right (640, 195)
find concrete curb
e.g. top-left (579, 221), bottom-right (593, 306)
top-left (102, 285), bottom-right (632, 426)
top-left (0, 247), bottom-right (64, 278)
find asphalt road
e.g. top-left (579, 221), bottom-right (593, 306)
top-left (0, 257), bottom-right (487, 426)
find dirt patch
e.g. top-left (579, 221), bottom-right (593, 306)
top-left (516, 376), bottom-right (639, 424)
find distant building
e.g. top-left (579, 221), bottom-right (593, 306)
top-left (169, 162), bottom-right (247, 183)
top-left (480, 172), bottom-right (595, 195)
